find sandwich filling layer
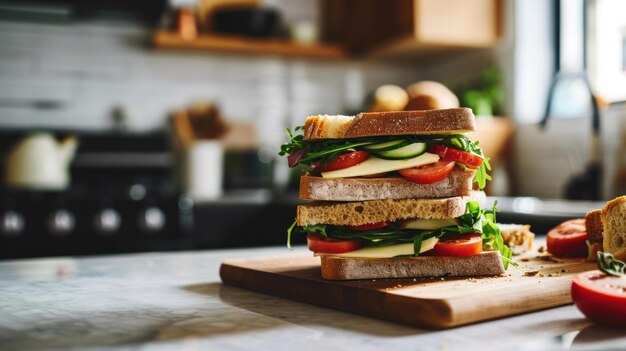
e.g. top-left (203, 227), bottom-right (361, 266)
top-left (289, 201), bottom-right (513, 267)
top-left (280, 131), bottom-right (491, 190)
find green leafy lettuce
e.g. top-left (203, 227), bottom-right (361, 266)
top-left (287, 200), bottom-right (515, 269)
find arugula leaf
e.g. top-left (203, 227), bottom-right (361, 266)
top-left (413, 233), bottom-right (426, 256)
top-left (286, 218), bottom-right (297, 249)
top-left (301, 224), bottom-right (328, 237)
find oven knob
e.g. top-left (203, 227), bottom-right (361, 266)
top-left (139, 207), bottom-right (165, 233)
top-left (94, 208), bottom-right (121, 235)
top-left (1, 211), bottom-right (25, 237)
top-left (48, 210), bottom-right (75, 236)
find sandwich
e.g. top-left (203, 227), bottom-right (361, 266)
top-left (585, 196), bottom-right (626, 261)
top-left (281, 108), bottom-right (512, 280)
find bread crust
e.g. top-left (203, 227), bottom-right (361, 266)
top-left (299, 168), bottom-right (475, 201)
top-left (601, 196), bottom-right (626, 260)
top-left (297, 191), bottom-right (485, 226)
top-left (585, 209), bottom-right (603, 244)
top-left (320, 251), bottom-right (505, 280)
top-left (304, 108), bottom-right (475, 140)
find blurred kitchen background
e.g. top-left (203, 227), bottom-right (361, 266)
top-left (1, 0), bottom-right (625, 259)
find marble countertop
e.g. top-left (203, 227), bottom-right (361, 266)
top-left (1, 246), bottom-right (624, 351)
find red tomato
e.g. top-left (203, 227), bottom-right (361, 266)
top-left (306, 233), bottom-right (362, 254)
top-left (429, 144), bottom-right (484, 167)
top-left (321, 151), bottom-right (370, 172)
top-left (429, 234), bottom-right (483, 257)
top-left (572, 270), bottom-right (626, 325)
top-left (398, 161), bottom-right (455, 184)
top-left (547, 219), bottom-right (588, 257)
top-left (348, 221), bottom-right (388, 231)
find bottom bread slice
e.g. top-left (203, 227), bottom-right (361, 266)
top-left (320, 251), bottom-right (505, 280)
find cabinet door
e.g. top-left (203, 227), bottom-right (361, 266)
top-left (320, 0), bottom-right (501, 56)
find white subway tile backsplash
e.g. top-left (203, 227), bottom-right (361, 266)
top-left (0, 20), bottom-right (424, 136)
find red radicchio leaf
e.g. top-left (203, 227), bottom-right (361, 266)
top-left (287, 148), bottom-right (306, 167)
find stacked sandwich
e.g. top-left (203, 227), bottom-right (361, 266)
top-left (280, 108), bottom-right (512, 280)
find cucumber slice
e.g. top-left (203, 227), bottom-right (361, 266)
top-left (373, 142), bottom-right (427, 160)
top-left (362, 139), bottom-right (410, 152)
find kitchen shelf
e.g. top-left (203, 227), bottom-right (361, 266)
top-left (152, 31), bottom-right (347, 60)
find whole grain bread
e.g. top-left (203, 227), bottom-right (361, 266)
top-left (299, 168), bottom-right (475, 201)
top-left (297, 191), bottom-right (485, 226)
top-left (601, 197), bottom-right (626, 260)
top-left (320, 251), bottom-right (504, 280)
top-left (585, 209), bottom-right (603, 244)
top-left (497, 224), bottom-right (534, 255)
top-left (304, 108), bottom-right (475, 140)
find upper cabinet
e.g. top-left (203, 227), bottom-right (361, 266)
top-left (320, 0), bottom-right (502, 59)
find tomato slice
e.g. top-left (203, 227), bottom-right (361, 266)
top-left (429, 234), bottom-right (483, 257)
top-left (321, 151), bottom-right (370, 172)
top-left (429, 144), bottom-right (484, 167)
top-left (547, 218), bottom-right (588, 257)
top-left (348, 221), bottom-right (388, 231)
top-left (306, 233), bottom-right (362, 254)
top-left (572, 270), bottom-right (626, 325)
top-left (398, 161), bottom-right (455, 184)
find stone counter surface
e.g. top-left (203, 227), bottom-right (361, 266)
top-left (0, 247), bottom-right (624, 351)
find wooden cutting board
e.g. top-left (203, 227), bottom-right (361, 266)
top-left (220, 250), bottom-right (596, 329)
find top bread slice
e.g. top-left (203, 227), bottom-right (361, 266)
top-left (304, 108), bottom-right (475, 140)
top-left (601, 196), bottom-right (626, 260)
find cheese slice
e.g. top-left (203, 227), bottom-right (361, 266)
top-left (399, 218), bottom-right (459, 230)
top-left (320, 152), bottom-right (440, 179)
top-left (316, 237), bottom-right (439, 258)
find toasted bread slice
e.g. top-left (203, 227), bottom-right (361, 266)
top-left (601, 197), bottom-right (626, 260)
top-left (585, 209), bottom-right (603, 244)
top-left (299, 168), bottom-right (475, 201)
top-left (304, 108), bottom-right (475, 140)
top-left (320, 251), bottom-right (504, 280)
top-left (586, 209), bottom-right (604, 260)
top-left (296, 191), bottom-right (485, 227)
top-left (498, 224), bottom-right (534, 255)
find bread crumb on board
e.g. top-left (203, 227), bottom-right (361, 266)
top-left (524, 270), bottom-right (540, 277)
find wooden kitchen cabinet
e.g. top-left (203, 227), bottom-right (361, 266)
top-left (320, 0), bottom-right (502, 59)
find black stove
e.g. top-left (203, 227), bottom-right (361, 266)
top-left (0, 130), bottom-right (193, 259)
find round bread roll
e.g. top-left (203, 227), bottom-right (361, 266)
top-left (369, 85), bottom-right (409, 112)
top-left (405, 81), bottom-right (459, 111)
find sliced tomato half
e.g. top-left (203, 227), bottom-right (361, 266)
top-left (429, 234), bottom-right (483, 257)
top-left (348, 221), bottom-right (388, 231)
top-left (306, 233), bottom-right (362, 254)
top-left (321, 151), bottom-right (370, 172)
top-left (429, 144), bottom-right (484, 167)
top-left (547, 218), bottom-right (588, 257)
top-left (572, 270), bottom-right (626, 325)
top-left (398, 161), bottom-right (455, 184)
